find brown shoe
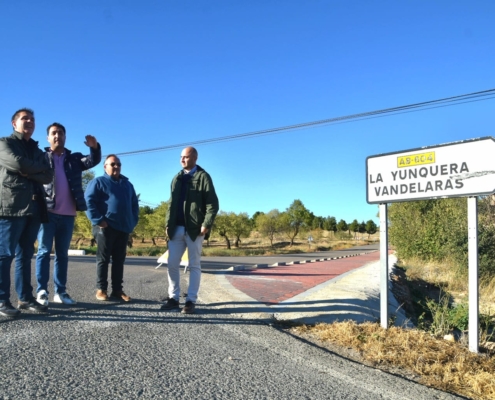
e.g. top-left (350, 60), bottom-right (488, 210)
top-left (96, 290), bottom-right (109, 301)
top-left (181, 301), bottom-right (196, 314)
top-left (110, 291), bottom-right (131, 302)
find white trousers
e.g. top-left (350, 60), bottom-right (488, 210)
top-left (167, 226), bottom-right (204, 303)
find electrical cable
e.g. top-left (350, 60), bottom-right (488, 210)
top-left (113, 88), bottom-right (495, 158)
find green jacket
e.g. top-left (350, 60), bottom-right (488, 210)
top-left (165, 165), bottom-right (219, 242)
top-left (0, 131), bottom-right (53, 217)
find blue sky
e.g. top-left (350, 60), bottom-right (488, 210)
top-left (2, 1), bottom-right (494, 224)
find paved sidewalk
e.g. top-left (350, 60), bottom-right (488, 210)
top-left (199, 251), bottom-right (410, 326)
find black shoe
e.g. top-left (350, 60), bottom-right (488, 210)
top-left (0, 301), bottom-right (21, 318)
top-left (160, 297), bottom-right (180, 310)
top-left (182, 301), bottom-right (196, 314)
top-left (18, 300), bottom-right (48, 313)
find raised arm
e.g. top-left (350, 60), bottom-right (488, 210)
top-left (80, 135), bottom-right (102, 170)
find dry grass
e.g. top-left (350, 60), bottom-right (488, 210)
top-left (400, 258), bottom-right (495, 319)
top-left (204, 229), bottom-right (378, 255)
top-left (481, 278), bottom-right (495, 308)
top-left (399, 257), bottom-right (463, 290)
top-left (204, 233), bottom-right (374, 256)
top-left (295, 321), bottom-right (495, 399)
top-left (294, 256), bottom-right (495, 399)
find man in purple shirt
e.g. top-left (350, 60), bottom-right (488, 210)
top-left (35, 123), bottom-right (101, 306)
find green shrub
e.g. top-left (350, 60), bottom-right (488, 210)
top-left (425, 294), bottom-right (453, 335)
top-left (477, 223), bottom-right (495, 279)
top-left (78, 246), bottom-right (97, 255)
top-left (448, 302), bottom-right (469, 331)
top-left (126, 247), bottom-right (167, 257)
top-left (389, 198), bottom-right (495, 280)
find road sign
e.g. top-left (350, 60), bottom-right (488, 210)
top-left (366, 137), bottom-right (495, 204)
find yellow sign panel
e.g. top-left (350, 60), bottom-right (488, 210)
top-left (397, 152), bottom-right (435, 168)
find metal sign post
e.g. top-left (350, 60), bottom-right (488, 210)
top-left (307, 235), bottom-right (313, 249)
top-left (379, 203), bottom-right (389, 329)
top-left (468, 196), bottom-right (479, 353)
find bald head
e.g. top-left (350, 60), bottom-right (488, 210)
top-left (180, 147), bottom-right (198, 171)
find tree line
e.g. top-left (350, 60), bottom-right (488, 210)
top-left (72, 172), bottom-right (378, 248)
top-left (213, 200), bottom-right (378, 249)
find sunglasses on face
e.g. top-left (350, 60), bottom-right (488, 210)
top-left (106, 162), bottom-right (122, 167)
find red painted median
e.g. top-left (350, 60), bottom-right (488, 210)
top-left (225, 251), bottom-right (381, 304)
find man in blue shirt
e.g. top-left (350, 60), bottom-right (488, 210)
top-left (84, 155), bottom-right (139, 302)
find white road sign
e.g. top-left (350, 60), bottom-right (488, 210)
top-left (366, 137), bottom-right (495, 204)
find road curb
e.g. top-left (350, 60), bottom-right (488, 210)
top-left (228, 251), bottom-right (378, 272)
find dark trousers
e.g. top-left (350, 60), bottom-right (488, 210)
top-left (93, 225), bottom-right (129, 292)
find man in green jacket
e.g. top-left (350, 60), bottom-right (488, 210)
top-left (0, 108), bottom-right (53, 317)
top-left (161, 146), bottom-right (218, 314)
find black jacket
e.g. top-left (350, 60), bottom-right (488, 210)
top-left (44, 144), bottom-right (101, 212)
top-left (0, 131), bottom-right (53, 218)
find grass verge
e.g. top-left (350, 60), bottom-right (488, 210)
top-left (293, 256), bottom-right (495, 399)
top-left (294, 321), bottom-right (495, 399)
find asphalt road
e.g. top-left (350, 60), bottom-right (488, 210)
top-left (68, 242), bottom-right (381, 270)
top-left (0, 244), bottom-right (461, 399)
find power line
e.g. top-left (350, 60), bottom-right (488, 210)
top-left (115, 88), bottom-right (495, 158)
top-left (138, 200), bottom-right (160, 208)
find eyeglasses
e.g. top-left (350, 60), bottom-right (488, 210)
top-left (106, 162), bottom-right (122, 167)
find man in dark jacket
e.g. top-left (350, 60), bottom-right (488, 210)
top-left (85, 154), bottom-right (139, 302)
top-left (35, 122), bottom-right (101, 306)
top-left (161, 146), bottom-right (218, 314)
top-left (0, 108), bottom-right (53, 317)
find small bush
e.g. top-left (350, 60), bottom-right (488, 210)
top-left (449, 302), bottom-right (469, 331)
top-left (425, 294), bottom-right (453, 336)
top-left (315, 245), bottom-right (331, 251)
top-left (78, 246), bottom-right (97, 255)
top-left (127, 247), bottom-right (167, 257)
top-left (424, 293), bottom-right (494, 339)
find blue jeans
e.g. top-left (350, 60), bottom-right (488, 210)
top-left (36, 213), bottom-right (75, 295)
top-left (0, 213), bottom-right (41, 302)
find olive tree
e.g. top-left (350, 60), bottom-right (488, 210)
top-left (256, 209), bottom-right (282, 247)
top-left (279, 200), bottom-right (311, 247)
